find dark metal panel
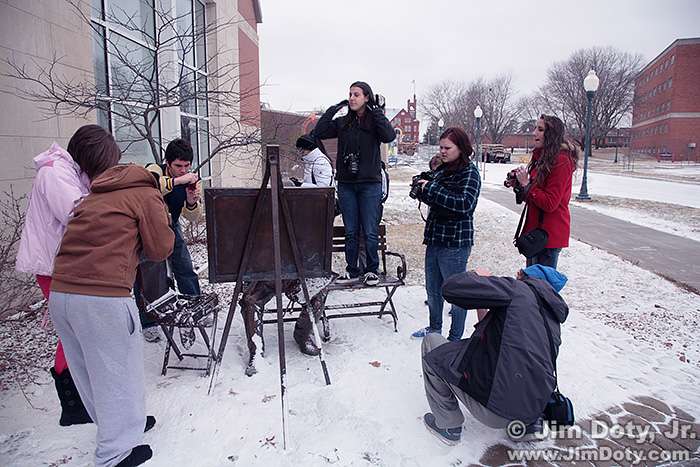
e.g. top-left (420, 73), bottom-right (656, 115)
top-left (204, 186), bottom-right (335, 283)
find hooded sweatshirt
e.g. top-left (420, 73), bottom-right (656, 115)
top-left (15, 142), bottom-right (91, 276)
top-left (424, 271), bottom-right (569, 424)
top-left (50, 164), bottom-right (174, 297)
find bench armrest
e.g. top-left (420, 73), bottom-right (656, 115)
top-left (384, 250), bottom-right (407, 282)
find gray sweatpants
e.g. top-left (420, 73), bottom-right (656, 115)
top-left (421, 333), bottom-right (510, 431)
top-left (49, 292), bottom-right (147, 467)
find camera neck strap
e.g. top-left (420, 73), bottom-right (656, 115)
top-left (515, 202), bottom-right (544, 240)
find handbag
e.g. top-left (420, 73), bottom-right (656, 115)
top-left (514, 203), bottom-right (548, 258)
top-left (525, 283), bottom-right (575, 431)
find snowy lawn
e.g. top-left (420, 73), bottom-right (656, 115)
top-left (1, 158), bottom-right (699, 466)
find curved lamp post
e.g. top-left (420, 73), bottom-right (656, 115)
top-left (437, 117), bottom-right (444, 145)
top-left (474, 105), bottom-right (482, 172)
top-left (576, 70), bottom-right (599, 201)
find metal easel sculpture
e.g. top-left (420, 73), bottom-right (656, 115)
top-left (205, 145), bottom-right (333, 449)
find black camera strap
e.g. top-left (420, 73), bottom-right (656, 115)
top-left (514, 202), bottom-right (544, 240)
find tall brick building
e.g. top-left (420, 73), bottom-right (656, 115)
top-left (389, 95), bottom-right (420, 154)
top-left (631, 38), bottom-right (700, 162)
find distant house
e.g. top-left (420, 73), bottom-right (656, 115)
top-left (631, 37), bottom-right (700, 162)
top-left (389, 95), bottom-right (420, 154)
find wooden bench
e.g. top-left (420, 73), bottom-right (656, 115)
top-left (263, 224), bottom-right (406, 330)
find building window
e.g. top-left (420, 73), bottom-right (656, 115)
top-left (665, 123), bottom-right (668, 134)
top-left (663, 81), bottom-right (666, 91)
top-left (668, 78), bottom-right (672, 88)
top-left (91, 0), bottom-right (209, 171)
top-left (671, 54), bottom-right (674, 64)
top-left (665, 59), bottom-right (668, 69)
top-left (667, 101), bottom-right (671, 111)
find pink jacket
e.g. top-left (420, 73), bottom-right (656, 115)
top-left (15, 142), bottom-right (91, 276)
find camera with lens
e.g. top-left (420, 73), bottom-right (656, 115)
top-left (344, 152), bottom-right (359, 177)
top-left (504, 169), bottom-right (520, 188)
top-left (409, 170), bottom-right (436, 199)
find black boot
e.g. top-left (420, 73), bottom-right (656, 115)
top-left (115, 445), bottom-right (153, 467)
top-left (50, 367), bottom-right (93, 426)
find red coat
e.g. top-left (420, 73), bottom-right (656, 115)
top-left (523, 148), bottom-right (575, 249)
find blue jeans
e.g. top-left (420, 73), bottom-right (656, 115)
top-left (338, 182), bottom-right (383, 276)
top-left (425, 244), bottom-right (471, 341)
top-left (171, 224), bottom-right (201, 295)
top-left (526, 248), bottom-right (562, 269)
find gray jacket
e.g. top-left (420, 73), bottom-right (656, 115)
top-left (423, 272), bottom-right (569, 424)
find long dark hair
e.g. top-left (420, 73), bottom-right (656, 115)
top-left (67, 124), bottom-right (122, 180)
top-left (439, 126), bottom-right (474, 173)
top-left (528, 115), bottom-right (578, 186)
top-left (341, 81), bottom-right (375, 131)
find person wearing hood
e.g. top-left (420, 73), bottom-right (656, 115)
top-left (16, 126), bottom-right (121, 427)
top-left (505, 115), bottom-right (579, 269)
top-left (292, 133), bottom-right (333, 188)
top-left (314, 81), bottom-right (396, 286)
top-left (49, 128), bottom-right (174, 467)
top-left (419, 265), bottom-right (569, 446)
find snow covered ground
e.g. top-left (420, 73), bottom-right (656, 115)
top-left (1, 156), bottom-right (699, 466)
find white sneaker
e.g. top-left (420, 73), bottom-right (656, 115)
top-left (143, 326), bottom-right (162, 343)
top-left (363, 272), bottom-right (379, 286)
top-left (335, 272), bottom-right (359, 284)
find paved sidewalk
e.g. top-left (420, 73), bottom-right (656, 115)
top-left (473, 395), bottom-right (699, 467)
top-left (481, 186), bottom-right (700, 293)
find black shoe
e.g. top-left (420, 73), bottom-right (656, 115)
top-left (50, 368), bottom-right (93, 426)
top-left (115, 445), bottom-right (153, 467)
top-left (298, 339), bottom-right (321, 356)
top-left (145, 415), bottom-right (156, 433)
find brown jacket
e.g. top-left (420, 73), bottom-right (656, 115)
top-left (51, 164), bottom-right (174, 297)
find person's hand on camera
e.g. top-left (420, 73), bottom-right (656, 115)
top-left (515, 166), bottom-right (529, 187)
top-left (333, 99), bottom-right (349, 112)
top-left (375, 94), bottom-right (386, 108)
top-left (290, 177), bottom-right (302, 187)
top-left (175, 172), bottom-right (198, 186)
top-left (186, 182), bottom-right (201, 205)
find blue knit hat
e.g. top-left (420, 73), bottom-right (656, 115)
top-left (523, 265), bottom-right (568, 292)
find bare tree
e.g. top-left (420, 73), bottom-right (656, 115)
top-left (539, 46), bottom-right (643, 149)
top-left (0, 189), bottom-right (42, 320)
top-left (2, 0), bottom-right (262, 175)
top-left (476, 73), bottom-right (521, 144)
top-left (420, 74), bottom-right (520, 145)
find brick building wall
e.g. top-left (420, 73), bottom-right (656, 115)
top-left (631, 38), bottom-right (700, 162)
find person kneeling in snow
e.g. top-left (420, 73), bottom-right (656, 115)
top-left (420, 265), bottom-right (568, 445)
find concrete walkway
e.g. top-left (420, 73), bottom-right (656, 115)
top-left (481, 186), bottom-right (700, 294)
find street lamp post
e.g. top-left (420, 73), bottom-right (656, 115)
top-left (474, 105), bottom-right (482, 172)
top-left (437, 117), bottom-right (444, 145)
top-left (576, 70), bottom-right (599, 201)
top-left (614, 127), bottom-right (620, 163)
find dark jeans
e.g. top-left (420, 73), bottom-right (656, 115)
top-left (137, 224), bottom-right (200, 328)
top-left (526, 248), bottom-right (562, 269)
top-left (338, 181), bottom-right (383, 277)
top-left (425, 244), bottom-right (471, 341)
top-left (171, 223), bottom-right (201, 295)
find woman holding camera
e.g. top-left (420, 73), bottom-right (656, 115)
top-left (411, 126), bottom-right (481, 341)
top-left (506, 115), bottom-right (578, 269)
top-left (314, 81), bottom-right (395, 286)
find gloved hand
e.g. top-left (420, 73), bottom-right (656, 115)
top-left (332, 100), bottom-right (349, 112)
top-left (290, 177), bottom-right (302, 187)
top-left (375, 94), bottom-right (386, 108)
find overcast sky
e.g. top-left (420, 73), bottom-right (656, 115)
top-left (258, 0), bottom-right (699, 118)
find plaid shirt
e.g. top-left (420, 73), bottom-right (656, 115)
top-left (420, 163), bottom-right (481, 247)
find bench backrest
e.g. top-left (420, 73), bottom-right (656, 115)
top-left (332, 224), bottom-right (389, 274)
